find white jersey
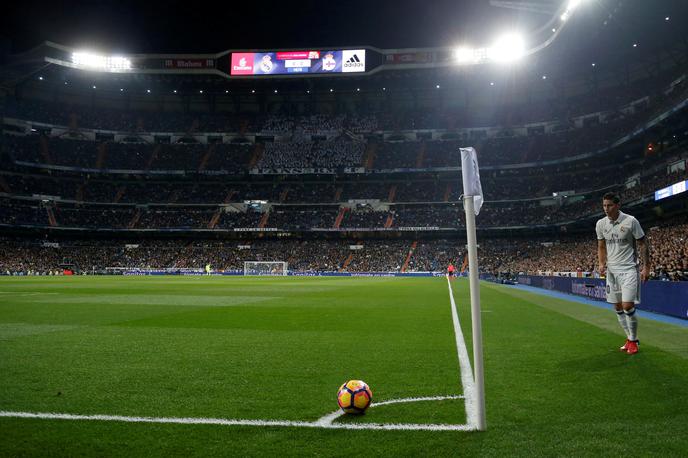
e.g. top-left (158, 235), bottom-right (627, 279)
top-left (596, 211), bottom-right (645, 273)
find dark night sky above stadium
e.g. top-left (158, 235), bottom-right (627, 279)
top-left (2, 0), bottom-right (687, 58)
top-left (4, 0), bottom-right (558, 53)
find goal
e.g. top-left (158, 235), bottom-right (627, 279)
top-left (243, 261), bottom-right (288, 276)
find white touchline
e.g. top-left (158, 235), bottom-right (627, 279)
top-left (0, 399), bottom-right (474, 431)
top-left (446, 276), bottom-right (478, 429)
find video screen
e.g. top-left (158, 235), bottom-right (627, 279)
top-left (230, 49), bottom-right (365, 75)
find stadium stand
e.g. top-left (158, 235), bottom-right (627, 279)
top-left (2, 54), bottom-right (687, 281)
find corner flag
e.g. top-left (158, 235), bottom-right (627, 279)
top-left (460, 146), bottom-right (486, 431)
top-left (460, 147), bottom-right (483, 215)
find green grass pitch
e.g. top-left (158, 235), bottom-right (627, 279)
top-left (0, 276), bottom-right (686, 456)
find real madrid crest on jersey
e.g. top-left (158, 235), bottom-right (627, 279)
top-left (322, 53), bottom-right (336, 71)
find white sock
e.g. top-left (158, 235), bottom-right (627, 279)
top-left (616, 310), bottom-right (630, 339)
top-left (625, 308), bottom-right (638, 342)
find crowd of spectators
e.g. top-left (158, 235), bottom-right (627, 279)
top-left (2, 221), bottom-right (685, 280)
top-left (3, 167), bottom-right (687, 232)
top-left (259, 114), bottom-right (377, 134)
top-left (469, 217), bottom-right (688, 282)
top-left (2, 135), bottom-right (255, 173)
top-left (257, 140), bottom-right (365, 169)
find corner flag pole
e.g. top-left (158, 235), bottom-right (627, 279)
top-left (460, 147), bottom-right (486, 431)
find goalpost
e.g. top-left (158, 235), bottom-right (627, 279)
top-left (243, 261), bottom-right (288, 276)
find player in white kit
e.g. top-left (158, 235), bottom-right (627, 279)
top-left (596, 193), bottom-right (650, 355)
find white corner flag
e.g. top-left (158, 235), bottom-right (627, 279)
top-left (460, 147), bottom-right (483, 215)
top-left (460, 146), bottom-right (486, 431)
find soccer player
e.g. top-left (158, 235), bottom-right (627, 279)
top-left (205, 263), bottom-right (212, 276)
top-left (447, 263), bottom-right (456, 280)
top-left (596, 192), bottom-right (650, 355)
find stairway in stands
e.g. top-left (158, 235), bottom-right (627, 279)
top-left (39, 136), bottom-right (53, 164)
top-left (46, 207), bottom-right (58, 227)
top-left (95, 143), bottom-right (108, 169)
top-left (401, 241), bottom-right (418, 272)
top-left (128, 209), bottom-right (142, 229)
top-left (363, 143), bottom-right (377, 169)
top-left (248, 143), bottom-right (264, 168)
top-left (198, 144), bottom-right (216, 171)
top-left (415, 143), bottom-right (426, 168)
top-left (333, 207), bottom-right (348, 228)
top-left (258, 211), bottom-right (270, 228)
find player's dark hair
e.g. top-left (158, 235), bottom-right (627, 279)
top-left (602, 192), bottom-right (620, 204)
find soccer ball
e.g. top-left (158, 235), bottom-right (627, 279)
top-left (337, 380), bottom-right (372, 414)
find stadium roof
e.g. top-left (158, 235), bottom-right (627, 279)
top-left (1, 0), bottom-right (687, 94)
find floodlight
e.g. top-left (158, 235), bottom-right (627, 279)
top-left (567, 0), bottom-right (582, 11)
top-left (72, 52), bottom-right (131, 71)
top-left (488, 33), bottom-right (525, 62)
top-left (454, 47), bottom-right (475, 64)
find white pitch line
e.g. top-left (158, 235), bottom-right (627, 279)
top-left (446, 276), bottom-right (478, 429)
top-left (0, 410), bottom-right (474, 431)
top-left (315, 395), bottom-right (466, 427)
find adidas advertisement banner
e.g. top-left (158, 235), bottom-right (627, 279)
top-left (342, 49), bottom-right (366, 72)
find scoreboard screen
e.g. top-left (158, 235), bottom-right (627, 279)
top-left (230, 49), bottom-right (365, 76)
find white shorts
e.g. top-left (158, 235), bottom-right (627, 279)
top-left (606, 270), bottom-right (640, 304)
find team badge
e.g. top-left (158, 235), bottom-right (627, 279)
top-left (260, 55), bottom-right (274, 73)
top-left (322, 53), bottom-right (336, 71)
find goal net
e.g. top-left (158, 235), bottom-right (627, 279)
top-left (243, 261), bottom-right (288, 276)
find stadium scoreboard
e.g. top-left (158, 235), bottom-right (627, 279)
top-left (229, 49), bottom-right (366, 76)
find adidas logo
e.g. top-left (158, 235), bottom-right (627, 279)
top-left (344, 54), bottom-right (363, 67)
